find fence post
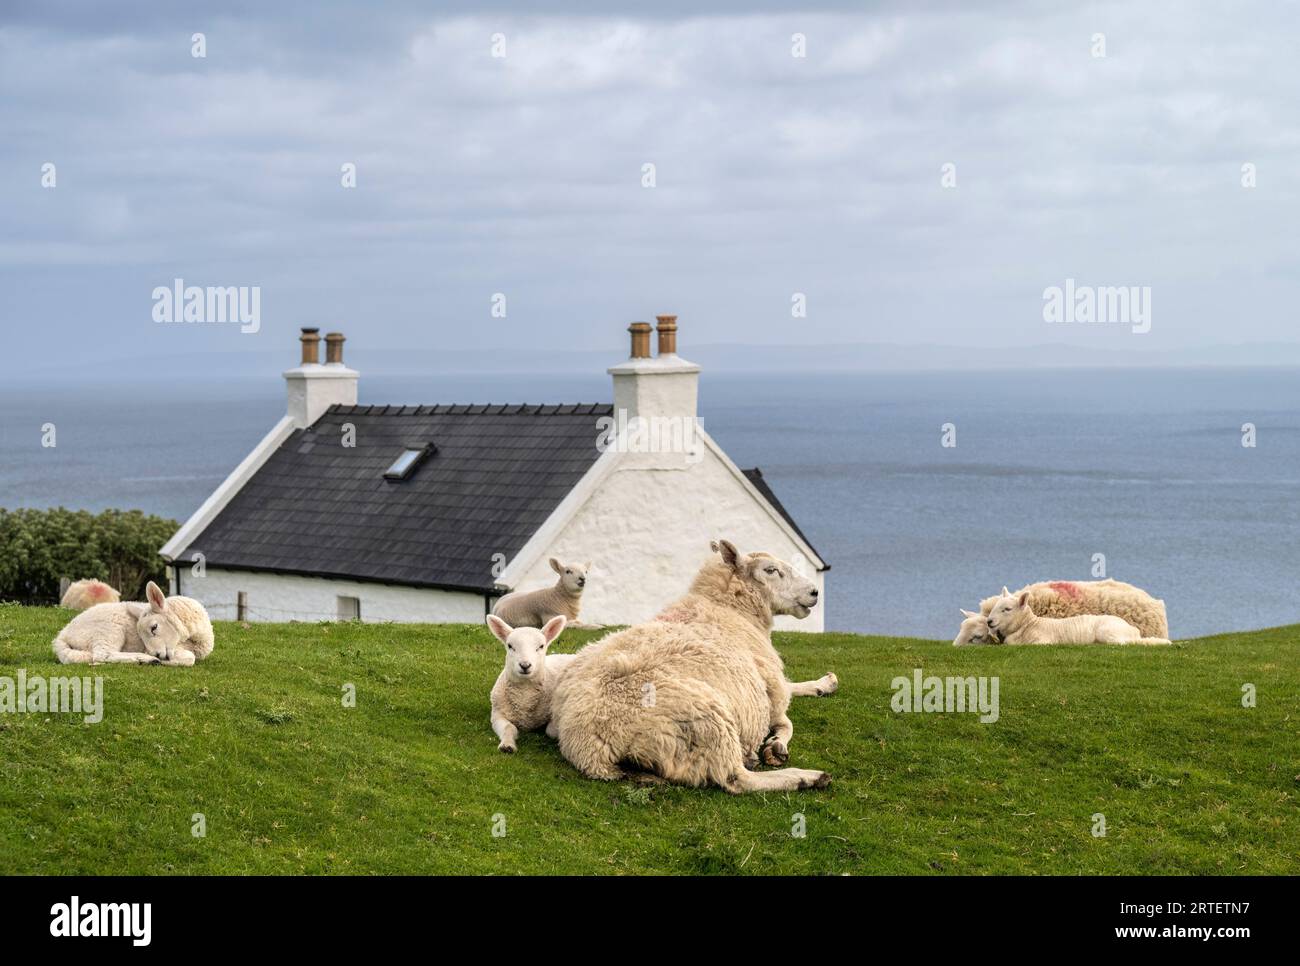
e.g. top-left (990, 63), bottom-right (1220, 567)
top-left (58, 577), bottom-right (71, 602)
top-left (237, 592), bottom-right (247, 622)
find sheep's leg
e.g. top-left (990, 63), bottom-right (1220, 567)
top-left (787, 672), bottom-right (838, 698)
top-left (728, 766), bottom-right (831, 794)
top-left (159, 649), bottom-right (196, 667)
top-left (545, 719), bottom-right (559, 740)
top-left (492, 713), bottom-right (519, 753)
top-left (87, 644), bottom-right (159, 665)
top-left (762, 713), bottom-right (794, 766)
top-left (52, 640), bottom-right (92, 665)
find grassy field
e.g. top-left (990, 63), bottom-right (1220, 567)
top-left (0, 604), bottom-right (1296, 875)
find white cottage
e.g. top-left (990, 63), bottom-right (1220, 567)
top-left (161, 319), bottom-right (828, 629)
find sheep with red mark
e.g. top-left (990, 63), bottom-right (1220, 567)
top-left (59, 579), bottom-right (120, 610)
top-left (978, 578), bottom-right (1169, 640)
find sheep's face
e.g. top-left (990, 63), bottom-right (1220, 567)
top-left (137, 581), bottom-right (184, 661)
top-left (549, 558), bottom-right (590, 595)
top-left (747, 551), bottom-right (820, 619)
top-left (986, 588), bottom-right (1031, 637)
top-left (487, 614), bottom-right (566, 680)
top-left (953, 609), bottom-right (997, 646)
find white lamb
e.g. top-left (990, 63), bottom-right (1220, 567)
top-left (953, 609), bottom-right (998, 646)
top-left (60, 579), bottom-right (121, 610)
top-left (987, 588), bottom-right (1171, 645)
top-left (491, 558), bottom-right (590, 628)
top-left (485, 613), bottom-right (572, 753)
top-left (979, 578), bottom-right (1168, 639)
top-left (52, 581), bottom-right (215, 666)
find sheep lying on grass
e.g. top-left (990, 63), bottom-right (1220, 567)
top-left (52, 581), bottom-right (215, 666)
top-left (485, 614), bottom-right (572, 753)
top-left (549, 539), bottom-right (830, 794)
top-left (59, 579), bottom-right (120, 610)
top-left (987, 588), bottom-right (1171, 645)
top-left (953, 609), bottom-right (998, 646)
top-left (979, 578), bottom-right (1168, 639)
top-left (492, 558), bottom-right (590, 628)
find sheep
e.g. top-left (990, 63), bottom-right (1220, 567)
top-left (52, 581), bottom-right (215, 667)
top-left (491, 558), bottom-right (590, 629)
top-left (548, 539), bottom-right (830, 794)
top-left (979, 578), bottom-right (1168, 640)
top-left (953, 609), bottom-right (998, 646)
top-left (987, 588), bottom-right (1171, 645)
top-left (484, 614), bottom-right (572, 753)
top-left (656, 541), bottom-right (837, 700)
top-left (59, 579), bottom-right (120, 610)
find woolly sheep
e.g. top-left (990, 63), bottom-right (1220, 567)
top-left (979, 578), bottom-right (1169, 640)
top-left (491, 558), bottom-right (590, 628)
top-left (548, 539), bottom-right (830, 794)
top-left (52, 581), bottom-right (215, 667)
top-left (485, 614), bottom-right (572, 753)
top-left (953, 609), bottom-right (997, 646)
top-left (59, 579), bottom-right (120, 610)
top-left (987, 588), bottom-right (1171, 645)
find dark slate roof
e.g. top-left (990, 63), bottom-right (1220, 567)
top-left (741, 468), bottom-right (827, 571)
top-left (177, 404), bottom-right (613, 593)
top-left (173, 403), bottom-right (827, 591)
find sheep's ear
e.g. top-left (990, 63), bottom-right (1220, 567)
top-left (961, 608), bottom-right (978, 618)
top-left (541, 614), bottom-right (566, 645)
top-left (715, 539), bottom-right (740, 570)
top-left (146, 581), bottom-right (166, 613)
top-left (1001, 586), bottom-right (1011, 597)
top-left (549, 558), bottom-right (563, 575)
top-left (485, 614), bottom-right (513, 645)
top-left (1018, 592), bottom-right (1029, 607)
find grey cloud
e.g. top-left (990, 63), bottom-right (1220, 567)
top-left (2, 0), bottom-right (1298, 376)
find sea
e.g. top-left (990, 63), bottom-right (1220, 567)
top-left (2, 367), bottom-right (1297, 639)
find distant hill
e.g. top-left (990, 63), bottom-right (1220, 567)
top-left (14, 340), bottom-right (1300, 382)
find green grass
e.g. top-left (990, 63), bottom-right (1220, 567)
top-left (1, 605), bottom-right (1297, 875)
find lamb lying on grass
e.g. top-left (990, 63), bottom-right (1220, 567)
top-left (485, 614), bottom-right (572, 753)
top-left (987, 588), bottom-right (1171, 645)
top-left (492, 558), bottom-right (590, 628)
top-left (52, 581), bottom-right (215, 666)
top-left (59, 579), bottom-right (120, 610)
top-left (953, 609), bottom-right (998, 646)
top-left (980, 578), bottom-right (1168, 639)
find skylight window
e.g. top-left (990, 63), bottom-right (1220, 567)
top-left (384, 445), bottom-right (434, 480)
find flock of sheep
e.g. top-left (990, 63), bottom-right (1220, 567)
top-left (952, 579), bottom-right (1170, 646)
top-left (49, 557), bottom-right (1169, 795)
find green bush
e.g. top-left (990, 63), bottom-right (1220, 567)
top-left (0, 508), bottom-right (179, 604)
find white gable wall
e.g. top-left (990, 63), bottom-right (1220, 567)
top-left (171, 567), bottom-right (485, 623)
top-left (504, 444), bottom-right (826, 632)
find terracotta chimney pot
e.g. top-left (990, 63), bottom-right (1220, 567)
top-left (324, 331), bottom-right (346, 365)
top-left (300, 327), bottom-right (321, 365)
top-left (628, 322), bottom-right (652, 359)
top-left (655, 315), bottom-right (678, 355)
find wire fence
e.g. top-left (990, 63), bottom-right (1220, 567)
top-left (203, 602), bottom-right (351, 623)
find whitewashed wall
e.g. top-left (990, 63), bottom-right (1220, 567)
top-left (507, 446), bottom-right (826, 631)
top-left (171, 567), bottom-right (486, 623)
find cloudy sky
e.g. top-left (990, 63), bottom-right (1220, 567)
top-left (2, 0), bottom-right (1298, 374)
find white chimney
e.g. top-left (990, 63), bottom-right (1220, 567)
top-left (607, 315), bottom-right (700, 422)
top-left (284, 327), bottom-right (358, 428)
